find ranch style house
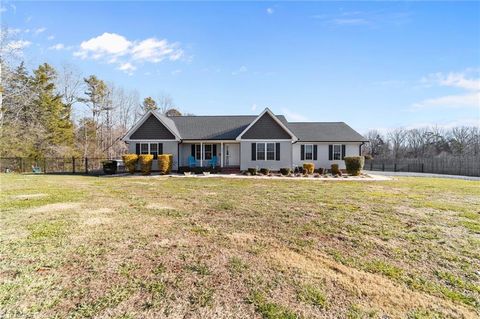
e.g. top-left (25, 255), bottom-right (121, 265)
top-left (122, 108), bottom-right (367, 172)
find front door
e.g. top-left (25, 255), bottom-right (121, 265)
top-left (224, 144), bottom-right (239, 166)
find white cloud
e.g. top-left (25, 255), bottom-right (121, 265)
top-left (251, 103), bottom-right (257, 112)
top-left (171, 69), bottom-right (182, 76)
top-left (332, 18), bottom-right (369, 26)
top-left (118, 62), bottom-right (137, 74)
top-left (33, 27), bottom-right (46, 35)
top-left (232, 65), bottom-right (247, 75)
top-left (48, 43), bottom-right (65, 50)
top-left (266, 8), bottom-right (274, 15)
top-left (6, 40), bottom-right (31, 50)
top-left (74, 32), bottom-right (184, 74)
top-left (413, 69), bottom-right (480, 109)
top-left (0, 6), bottom-right (7, 13)
top-left (47, 35), bottom-right (55, 41)
top-left (281, 108), bottom-right (308, 121)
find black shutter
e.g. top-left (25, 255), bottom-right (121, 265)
top-left (342, 145), bottom-right (346, 159)
top-left (251, 143), bottom-right (256, 161)
top-left (328, 145), bottom-right (333, 160)
top-left (135, 143), bottom-right (140, 155)
top-left (213, 144), bottom-right (217, 156)
top-left (191, 145), bottom-right (195, 157)
top-left (313, 145), bottom-right (318, 160)
top-left (159, 143), bottom-right (163, 155)
top-left (301, 145), bottom-right (305, 160)
top-left (275, 143), bottom-right (280, 161)
top-left (359, 144), bottom-right (362, 156)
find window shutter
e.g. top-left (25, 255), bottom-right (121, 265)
top-left (191, 145), bottom-right (195, 157)
top-left (301, 145), bottom-right (305, 160)
top-left (328, 145), bottom-right (333, 160)
top-left (342, 145), bottom-right (346, 159)
top-left (313, 145), bottom-right (318, 160)
top-left (135, 143), bottom-right (140, 155)
top-left (275, 143), bottom-right (280, 161)
top-left (251, 143), bottom-right (256, 161)
top-left (158, 143), bottom-right (163, 155)
top-left (213, 144), bottom-right (217, 156)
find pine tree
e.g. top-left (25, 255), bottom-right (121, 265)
top-left (142, 96), bottom-right (157, 113)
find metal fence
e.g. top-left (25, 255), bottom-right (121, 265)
top-left (0, 157), bottom-right (115, 175)
top-left (365, 156), bottom-right (480, 177)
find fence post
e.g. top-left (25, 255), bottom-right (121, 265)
top-left (72, 157), bottom-right (76, 174)
top-left (382, 163), bottom-right (385, 171)
top-left (43, 158), bottom-right (46, 173)
top-left (19, 157), bottom-right (23, 173)
top-left (394, 163), bottom-right (397, 172)
top-left (85, 157), bottom-right (88, 174)
top-left (370, 161), bottom-right (373, 170)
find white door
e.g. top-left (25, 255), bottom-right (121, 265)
top-left (225, 144), bottom-right (240, 166)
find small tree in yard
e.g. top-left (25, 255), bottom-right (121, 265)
top-left (344, 156), bottom-right (365, 176)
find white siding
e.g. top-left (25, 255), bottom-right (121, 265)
top-left (292, 142), bottom-right (361, 170)
top-left (240, 141), bottom-right (292, 171)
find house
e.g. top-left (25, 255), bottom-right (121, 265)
top-left (122, 108), bottom-right (367, 172)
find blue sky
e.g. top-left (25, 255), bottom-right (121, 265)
top-left (2, 1), bottom-right (479, 133)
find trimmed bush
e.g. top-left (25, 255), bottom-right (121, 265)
top-left (139, 154), bottom-right (154, 175)
top-left (331, 164), bottom-right (340, 175)
top-left (259, 168), bottom-right (270, 175)
top-left (158, 154), bottom-right (172, 175)
top-left (280, 168), bottom-right (291, 176)
top-left (303, 163), bottom-right (315, 175)
top-left (317, 167), bottom-right (325, 175)
top-left (344, 156), bottom-right (365, 176)
top-left (247, 168), bottom-right (257, 175)
top-left (122, 154), bottom-right (138, 174)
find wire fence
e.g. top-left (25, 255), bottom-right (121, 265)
top-left (365, 156), bottom-right (480, 177)
top-left (0, 157), bottom-right (124, 175)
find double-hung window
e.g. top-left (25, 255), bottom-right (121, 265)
top-left (256, 142), bottom-right (275, 161)
top-left (204, 144), bottom-right (212, 160)
top-left (137, 143), bottom-right (162, 159)
top-left (150, 143), bottom-right (158, 159)
top-left (333, 144), bottom-right (341, 160)
top-left (195, 144), bottom-right (201, 160)
top-left (304, 144), bottom-right (313, 160)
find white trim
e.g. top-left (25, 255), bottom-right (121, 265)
top-left (125, 139), bottom-right (177, 142)
top-left (181, 140), bottom-right (238, 143)
top-left (121, 110), bottom-right (181, 141)
top-left (255, 142), bottom-right (277, 161)
top-left (241, 138), bottom-right (293, 144)
top-left (304, 144), bottom-right (314, 160)
top-left (236, 108), bottom-right (298, 141)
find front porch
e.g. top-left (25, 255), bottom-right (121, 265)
top-left (178, 141), bottom-right (240, 169)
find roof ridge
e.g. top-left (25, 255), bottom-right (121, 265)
top-left (289, 121), bottom-right (346, 124)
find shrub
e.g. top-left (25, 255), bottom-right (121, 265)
top-left (317, 167), bottom-right (325, 175)
top-left (280, 168), bottom-right (291, 176)
top-left (259, 168), bottom-right (270, 175)
top-left (331, 164), bottom-right (340, 175)
top-left (139, 154), bottom-right (154, 175)
top-left (247, 168), bottom-right (257, 175)
top-left (158, 154), bottom-right (172, 175)
top-left (122, 154), bottom-right (138, 174)
top-left (303, 163), bottom-right (315, 174)
top-left (344, 156), bottom-right (365, 176)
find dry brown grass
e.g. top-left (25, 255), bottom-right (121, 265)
top-left (0, 174), bottom-right (478, 318)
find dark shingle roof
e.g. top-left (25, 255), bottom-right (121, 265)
top-left (153, 111), bottom-right (364, 142)
top-left (287, 122), bottom-right (367, 142)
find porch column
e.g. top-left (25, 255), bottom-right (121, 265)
top-left (221, 142), bottom-right (224, 168)
top-left (200, 142), bottom-right (203, 167)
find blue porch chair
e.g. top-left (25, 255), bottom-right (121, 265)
top-left (210, 156), bottom-right (218, 169)
top-left (188, 156), bottom-right (196, 168)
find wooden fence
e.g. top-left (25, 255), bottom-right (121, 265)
top-left (0, 157), bottom-right (117, 175)
top-left (365, 156), bottom-right (480, 177)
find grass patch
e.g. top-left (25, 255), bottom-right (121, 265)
top-left (249, 291), bottom-right (298, 319)
top-left (297, 284), bottom-right (327, 309)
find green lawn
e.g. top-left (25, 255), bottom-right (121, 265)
top-left (0, 174), bottom-right (479, 318)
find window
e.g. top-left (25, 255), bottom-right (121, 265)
top-left (304, 144), bottom-right (313, 160)
top-left (257, 143), bottom-right (265, 160)
top-left (204, 144), bottom-right (212, 160)
top-left (140, 143), bottom-right (149, 155)
top-left (255, 142), bottom-right (276, 161)
top-left (333, 144), bottom-right (341, 160)
top-left (195, 144), bottom-right (201, 160)
top-left (150, 143), bottom-right (158, 159)
top-left (266, 143), bottom-right (275, 160)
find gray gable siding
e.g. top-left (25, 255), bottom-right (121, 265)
top-left (242, 113), bottom-right (291, 139)
top-left (130, 114), bottom-right (176, 140)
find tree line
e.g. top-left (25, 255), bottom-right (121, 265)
top-left (362, 127), bottom-right (480, 160)
top-left (1, 58), bottom-right (183, 160)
